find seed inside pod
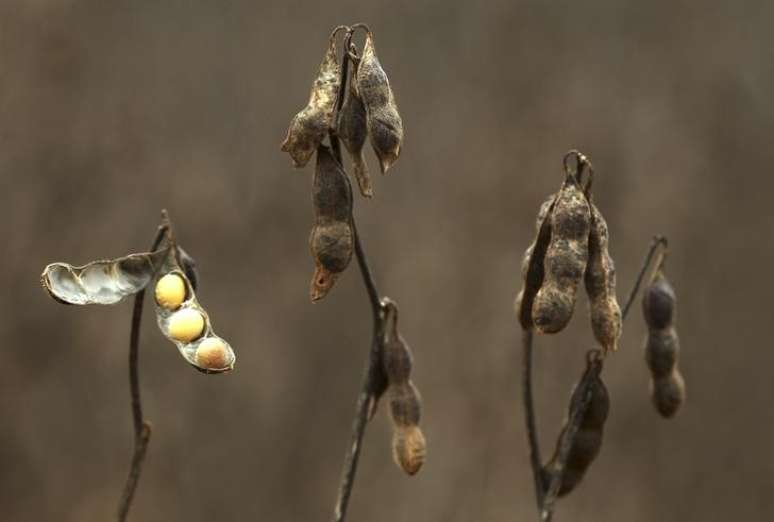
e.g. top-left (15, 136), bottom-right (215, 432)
top-left (195, 337), bottom-right (229, 370)
top-left (168, 308), bottom-right (205, 343)
top-left (155, 273), bottom-right (186, 310)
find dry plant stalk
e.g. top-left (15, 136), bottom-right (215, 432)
top-left (40, 210), bottom-right (236, 521)
top-left (516, 153), bottom-right (685, 521)
top-left (280, 24), bottom-right (423, 522)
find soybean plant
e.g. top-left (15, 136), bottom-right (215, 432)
top-left (515, 152), bottom-right (684, 521)
top-left (40, 211), bottom-right (236, 521)
top-left (281, 24), bottom-right (424, 522)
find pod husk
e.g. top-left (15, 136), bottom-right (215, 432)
top-left (282, 31), bottom-right (342, 168)
top-left (41, 249), bottom-right (168, 305)
top-left (355, 30), bottom-right (403, 174)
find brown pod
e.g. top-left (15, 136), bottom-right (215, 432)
top-left (515, 195), bottom-right (557, 329)
top-left (381, 303), bottom-right (413, 384)
top-left (532, 174), bottom-right (591, 333)
top-left (281, 30), bottom-right (342, 168)
top-left (309, 146), bottom-right (353, 301)
top-left (543, 372), bottom-right (609, 497)
top-left (389, 381), bottom-right (422, 428)
top-left (642, 270), bottom-right (676, 330)
top-left (644, 327), bottom-right (680, 378)
top-left (355, 28), bottom-right (403, 174)
top-left (584, 203), bottom-right (622, 352)
top-left (392, 425), bottom-right (426, 476)
top-left (651, 371), bottom-right (685, 418)
top-left (642, 269), bottom-right (685, 417)
top-left (337, 76), bottom-right (372, 197)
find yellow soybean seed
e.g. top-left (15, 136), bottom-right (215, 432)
top-left (195, 337), bottom-right (228, 370)
top-left (155, 273), bottom-right (186, 310)
top-left (168, 308), bottom-right (205, 343)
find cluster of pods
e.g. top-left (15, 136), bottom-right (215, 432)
top-left (281, 25), bottom-right (403, 301)
top-left (516, 151), bottom-right (621, 353)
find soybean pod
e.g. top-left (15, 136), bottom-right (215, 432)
top-left (532, 161), bottom-right (591, 334)
top-left (642, 266), bottom-right (685, 418)
top-left (282, 28), bottom-right (343, 169)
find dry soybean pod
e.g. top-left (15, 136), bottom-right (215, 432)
top-left (542, 351), bottom-right (609, 497)
top-left (281, 26), bottom-right (346, 168)
top-left (353, 23), bottom-right (403, 175)
top-left (583, 174), bottom-right (622, 353)
top-left (309, 144), bottom-right (354, 301)
top-left (642, 253), bottom-right (685, 418)
top-left (381, 299), bottom-right (426, 475)
top-left (515, 194), bottom-right (557, 329)
top-left (532, 152), bottom-right (592, 334)
top-left (336, 34), bottom-right (373, 198)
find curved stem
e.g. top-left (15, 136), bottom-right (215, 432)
top-left (621, 235), bottom-right (668, 319)
top-left (117, 219), bottom-right (169, 522)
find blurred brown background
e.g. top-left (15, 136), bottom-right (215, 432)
top-left (1, 1), bottom-right (772, 521)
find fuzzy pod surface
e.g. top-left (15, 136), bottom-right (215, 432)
top-left (543, 371), bottom-right (609, 497)
top-left (532, 175), bottom-right (591, 334)
top-left (584, 203), bottom-right (622, 352)
top-left (355, 29), bottom-right (403, 174)
top-left (515, 195), bottom-right (556, 329)
top-left (309, 145), bottom-right (354, 301)
top-left (337, 77), bottom-right (372, 197)
top-left (282, 31), bottom-right (342, 169)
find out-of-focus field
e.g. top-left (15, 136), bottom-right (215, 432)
top-left (1, 1), bottom-right (773, 521)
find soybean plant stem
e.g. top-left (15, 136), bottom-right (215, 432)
top-left (522, 328), bottom-right (544, 509)
top-left (117, 217), bottom-right (169, 522)
top-left (328, 32), bottom-right (385, 522)
top-left (621, 235), bottom-right (668, 320)
top-left (522, 234), bottom-right (669, 522)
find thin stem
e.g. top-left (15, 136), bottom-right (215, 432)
top-left (522, 328), bottom-right (544, 508)
top-left (329, 31), bottom-right (386, 522)
top-left (117, 219), bottom-right (169, 522)
top-left (621, 235), bottom-right (668, 319)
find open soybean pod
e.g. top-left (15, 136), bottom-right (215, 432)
top-left (584, 202), bottom-right (622, 353)
top-left (543, 355), bottom-right (609, 497)
top-left (309, 145), bottom-right (354, 302)
top-left (41, 249), bottom-right (169, 305)
top-left (643, 267), bottom-right (685, 417)
top-left (532, 155), bottom-right (591, 334)
top-left (337, 58), bottom-right (372, 198)
top-left (153, 252), bottom-right (236, 374)
top-left (354, 25), bottom-right (403, 175)
top-left (515, 194), bottom-right (557, 329)
top-left (281, 27), bottom-right (344, 169)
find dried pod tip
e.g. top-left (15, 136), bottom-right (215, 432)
top-left (392, 425), bottom-right (426, 476)
top-left (309, 266), bottom-right (338, 302)
top-left (155, 273), bottom-right (186, 310)
top-left (168, 308), bottom-right (205, 343)
top-left (195, 338), bottom-right (230, 371)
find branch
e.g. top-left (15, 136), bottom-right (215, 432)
top-left (522, 234), bottom-right (669, 522)
top-left (621, 235), bottom-right (668, 320)
top-left (522, 328), bottom-right (544, 508)
top-left (328, 29), bottom-right (385, 522)
top-left (117, 216), bottom-right (169, 522)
